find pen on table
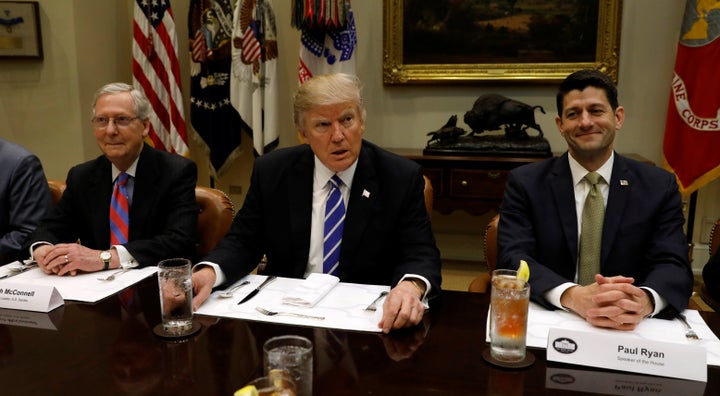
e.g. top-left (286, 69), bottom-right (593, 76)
top-left (237, 276), bottom-right (277, 305)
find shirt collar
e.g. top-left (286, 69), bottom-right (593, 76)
top-left (313, 156), bottom-right (358, 190)
top-left (568, 151), bottom-right (614, 186)
top-left (111, 157), bottom-right (139, 182)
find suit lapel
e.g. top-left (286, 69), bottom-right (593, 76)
top-left (550, 153), bottom-right (579, 263)
top-left (88, 158), bottom-right (113, 248)
top-left (602, 154), bottom-right (631, 265)
top-left (128, 145), bottom-right (160, 239)
top-left (288, 147), bottom-right (314, 274)
top-left (342, 143), bottom-right (376, 261)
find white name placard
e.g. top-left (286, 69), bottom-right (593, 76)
top-left (0, 282), bottom-right (63, 313)
top-left (546, 328), bottom-right (707, 382)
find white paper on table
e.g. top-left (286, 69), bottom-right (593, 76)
top-left (196, 274), bottom-right (390, 332)
top-left (0, 262), bottom-right (158, 303)
top-left (486, 302), bottom-right (720, 366)
top-left (281, 273), bottom-right (340, 307)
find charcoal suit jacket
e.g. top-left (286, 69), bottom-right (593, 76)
top-left (498, 152), bottom-right (693, 314)
top-left (24, 144), bottom-right (198, 267)
top-left (0, 138), bottom-right (51, 264)
top-left (204, 140), bottom-right (442, 295)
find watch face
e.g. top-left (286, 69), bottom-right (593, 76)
top-left (100, 251), bottom-right (112, 261)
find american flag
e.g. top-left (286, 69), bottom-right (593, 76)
top-left (231, 0), bottom-right (279, 157)
top-left (241, 23), bottom-right (262, 64)
top-left (132, 0), bottom-right (188, 155)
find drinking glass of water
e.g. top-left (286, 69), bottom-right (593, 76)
top-left (157, 258), bottom-right (194, 336)
top-left (263, 335), bottom-right (313, 396)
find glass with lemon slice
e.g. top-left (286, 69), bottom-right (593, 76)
top-left (237, 369), bottom-right (297, 396)
top-left (489, 260), bottom-right (531, 362)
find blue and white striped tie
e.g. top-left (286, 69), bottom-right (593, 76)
top-left (323, 175), bottom-right (345, 276)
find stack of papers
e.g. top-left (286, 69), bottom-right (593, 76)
top-left (196, 274), bottom-right (390, 332)
top-left (0, 262), bottom-right (157, 303)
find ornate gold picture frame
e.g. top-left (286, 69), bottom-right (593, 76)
top-left (383, 0), bottom-right (622, 84)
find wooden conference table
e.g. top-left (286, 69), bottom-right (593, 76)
top-left (1, 276), bottom-right (719, 395)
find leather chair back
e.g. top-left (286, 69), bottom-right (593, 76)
top-left (48, 180), bottom-right (66, 206)
top-left (699, 218), bottom-right (720, 311)
top-left (195, 186), bottom-right (235, 258)
top-left (710, 218), bottom-right (720, 257)
top-left (468, 214), bottom-right (499, 293)
top-left (423, 175), bottom-right (433, 217)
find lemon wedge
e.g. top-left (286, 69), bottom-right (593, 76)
top-left (517, 260), bottom-right (530, 283)
top-left (234, 385), bottom-right (259, 396)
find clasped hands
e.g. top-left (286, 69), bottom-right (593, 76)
top-left (560, 274), bottom-right (654, 331)
top-left (33, 243), bottom-right (106, 276)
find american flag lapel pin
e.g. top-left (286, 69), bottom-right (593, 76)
top-left (620, 179), bottom-right (629, 186)
top-left (362, 189), bottom-right (371, 198)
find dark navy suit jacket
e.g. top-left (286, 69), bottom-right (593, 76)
top-left (498, 152), bottom-right (693, 314)
top-left (204, 140), bottom-right (442, 294)
top-left (24, 144), bottom-right (198, 267)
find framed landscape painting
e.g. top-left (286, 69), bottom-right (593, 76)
top-left (383, 0), bottom-right (622, 84)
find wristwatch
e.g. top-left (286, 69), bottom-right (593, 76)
top-left (100, 250), bottom-right (112, 271)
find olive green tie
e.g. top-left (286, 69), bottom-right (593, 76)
top-left (578, 172), bottom-right (604, 285)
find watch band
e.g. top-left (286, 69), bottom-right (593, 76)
top-left (100, 251), bottom-right (111, 271)
top-left (405, 278), bottom-right (427, 297)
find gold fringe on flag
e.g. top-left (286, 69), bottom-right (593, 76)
top-left (291, 0), bottom-right (351, 30)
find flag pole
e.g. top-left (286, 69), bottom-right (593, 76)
top-left (687, 191), bottom-right (697, 243)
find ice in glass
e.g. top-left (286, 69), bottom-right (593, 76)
top-left (490, 269), bottom-right (530, 362)
top-left (157, 258), bottom-right (193, 334)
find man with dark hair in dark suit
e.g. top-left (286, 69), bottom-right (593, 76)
top-left (192, 73), bottom-right (441, 333)
top-left (498, 69), bottom-right (693, 330)
top-left (25, 82), bottom-right (197, 276)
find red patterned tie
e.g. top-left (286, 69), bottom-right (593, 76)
top-left (110, 172), bottom-right (130, 245)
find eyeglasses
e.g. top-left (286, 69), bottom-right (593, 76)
top-left (91, 116), bottom-right (140, 129)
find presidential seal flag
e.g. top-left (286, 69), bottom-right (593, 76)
top-left (230, 0), bottom-right (279, 156)
top-left (663, 0), bottom-right (720, 195)
top-left (189, 0), bottom-right (244, 176)
top-left (132, 0), bottom-right (188, 155)
top-left (295, 0), bottom-right (357, 84)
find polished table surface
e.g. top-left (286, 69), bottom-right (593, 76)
top-left (1, 276), bottom-right (719, 395)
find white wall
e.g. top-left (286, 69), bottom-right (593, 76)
top-left (0, 0), bottom-right (716, 266)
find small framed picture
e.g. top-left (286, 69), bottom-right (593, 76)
top-left (0, 1), bottom-right (43, 60)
